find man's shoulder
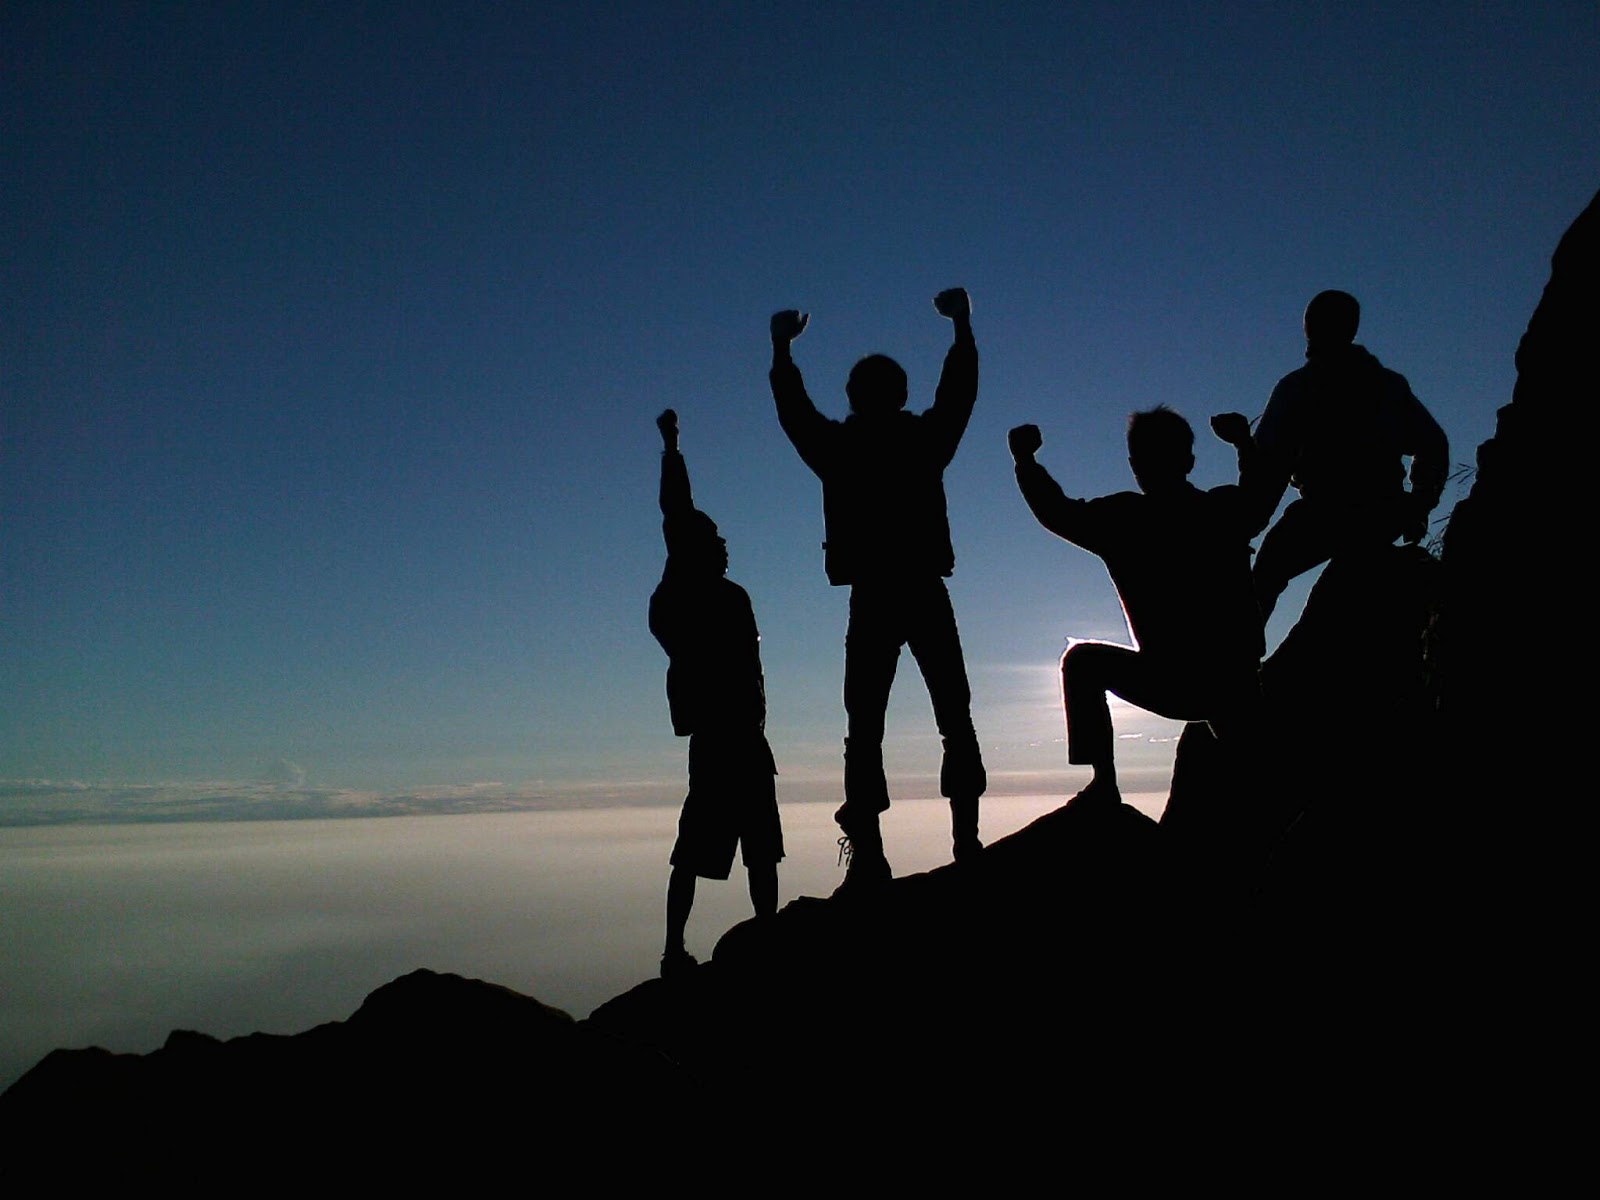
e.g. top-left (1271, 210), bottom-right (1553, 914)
top-left (1269, 361), bottom-right (1313, 396)
top-left (1080, 489), bottom-right (1147, 526)
top-left (1094, 489), bottom-right (1145, 509)
top-left (1375, 362), bottom-right (1415, 395)
top-left (1201, 481), bottom-right (1252, 515)
top-left (1338, 344), bottom-right (1411, 387)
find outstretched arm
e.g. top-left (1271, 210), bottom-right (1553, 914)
top-left (657, 408), bottom-right (694, 524)
top-left (1009, 423), bottom-right (1098, 550)
top-left (768, 309), bottom-right (832, 472)
top-left (927, 288), bottom-right (978, 463)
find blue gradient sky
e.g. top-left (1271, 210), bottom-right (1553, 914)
top-left (6, 3), bottom-right (1597, 812)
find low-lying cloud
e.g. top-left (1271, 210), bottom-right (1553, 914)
top-left (0, 777), bottom-right (689, 827)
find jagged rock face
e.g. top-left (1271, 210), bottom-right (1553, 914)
top-left (1439, 189), bottom-right (1597, 743)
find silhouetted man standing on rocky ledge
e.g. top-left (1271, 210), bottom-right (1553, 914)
top-left (1252, 289), bottom-right (1449, 621)
top-left (1010, 408), bottom-right (1279, 808)
top-left (770, 289), bottom-right (986, 889)
top-left (650, 410), bottom-right (783, 976)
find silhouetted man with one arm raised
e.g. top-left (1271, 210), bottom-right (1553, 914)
top-left (650, 410), bottom-right (783, 976)
top-left (1251, 290), bottom-right (1449, 621)
top-left (1010, 408), bottom-right (1277, 806)
top-left (770, 289), bottom-right (986, 888)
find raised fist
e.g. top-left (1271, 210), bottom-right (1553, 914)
top-left (657, 408), bottom-right (678, 449)
top-left (1209, 412), bottom-right (1252, 448)
top-left (933, 287), bottom-right (971, 321)
top-left (1008, 423), bottom-right (1042, 461)
top-left (770, 310), bottom-right (810, 344)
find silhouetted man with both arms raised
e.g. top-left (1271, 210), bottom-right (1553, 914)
top-left (650, 409), bottom-right (783, 976)
top-left (1250, 289), bottom-right (1449, 621)
top-left (770, 289), bottom-right (986, 889)
top-left (1010, 407), bottom-right (1279, 806)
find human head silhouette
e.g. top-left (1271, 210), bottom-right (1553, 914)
top-left (1303, 290), bottom-right (1360, 349)
top-left (846, 354), bottom-right (909, 416)
top-left (1127, 405), bottom-right (1195, 492)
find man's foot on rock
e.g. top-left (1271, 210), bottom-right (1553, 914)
top-left (832, 834), bottom-right (892, 898)
top-left (949, 792), bottom-right (982, 864)
top-left (1064, 777), bottom-right (1121, 812)
top-left (659, 946), bottom-right (698, 979)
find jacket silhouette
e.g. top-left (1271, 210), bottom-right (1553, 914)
top-left (1252, 291), bottom-right (1449, 620)
top-left (770, 325), bottom-right (975, 586)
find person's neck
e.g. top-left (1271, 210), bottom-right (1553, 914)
top-left (1306, 340), bottom-right (1357, 360)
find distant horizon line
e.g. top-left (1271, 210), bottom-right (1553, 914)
top-left (0, 770), bottom-right (1176, 827)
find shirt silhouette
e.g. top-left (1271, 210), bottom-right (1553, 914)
top-left (1010, 408), bottom-right (1278, 806)
top-left (649, 410), bottom-right (782, 974)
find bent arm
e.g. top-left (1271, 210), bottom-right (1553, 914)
top-left (1014, 457), bottom-right (1097, 551)
top-left (770, 345), bottom-right (834, 474)
top-left (1218, 415), bottom-right (1288, 537)
top-left (1402, 391), bottom-right (1449, 512)
top-left (926, 314), bottom-right (978, 465)
top-left (1251, 379), bottom-right (1299, 498)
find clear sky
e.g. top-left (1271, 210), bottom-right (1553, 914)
top-left (6, 2), bottom-right (1598, 818)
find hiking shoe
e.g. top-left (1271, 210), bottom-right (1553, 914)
top-left (949, 793), bottom-right (981, 862)
top-left (1064, 778), bottom-right (1121, 812)
top-left (659, 946), bottom-right (698, 979)
top-left (953, 833), bottom-right (984, 863)
top-left (832, 834), bottom-right (892, 898)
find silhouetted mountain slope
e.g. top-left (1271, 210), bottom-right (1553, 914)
top-left (7, 189), bottom-right (1594, 1167)
top-left (1, 969), bottom-right (688, 1152)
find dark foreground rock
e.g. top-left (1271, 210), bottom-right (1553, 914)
top-left (1, 969), bottom-right (685, 1147)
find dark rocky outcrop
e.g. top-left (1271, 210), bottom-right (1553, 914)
top-left (0, 968), bottom-right (687, 1153)
top-left (7, 190), bottom-right (1593, 1166)
top-left (1438, 190), bottom-right (1596, 787)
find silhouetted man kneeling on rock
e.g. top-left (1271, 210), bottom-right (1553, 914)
top-left (770, 289), bottom-right (986, 890)
top-left (650, 410), bottom-right (783, 976)
top-left (1251, 290), bottom-right (1449, 621)
top-left (1010, 409), bottom-right (1278, 807)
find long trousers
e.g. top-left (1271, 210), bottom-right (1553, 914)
top-left (838, 577), bottom-right (985, 827)
top-left (1062, 641), bottom-right (1257, 767)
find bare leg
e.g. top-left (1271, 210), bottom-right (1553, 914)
top-left (747, 862), bottom-right (777, 919)
top-left (665, 865), bottom-right (696, 954)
